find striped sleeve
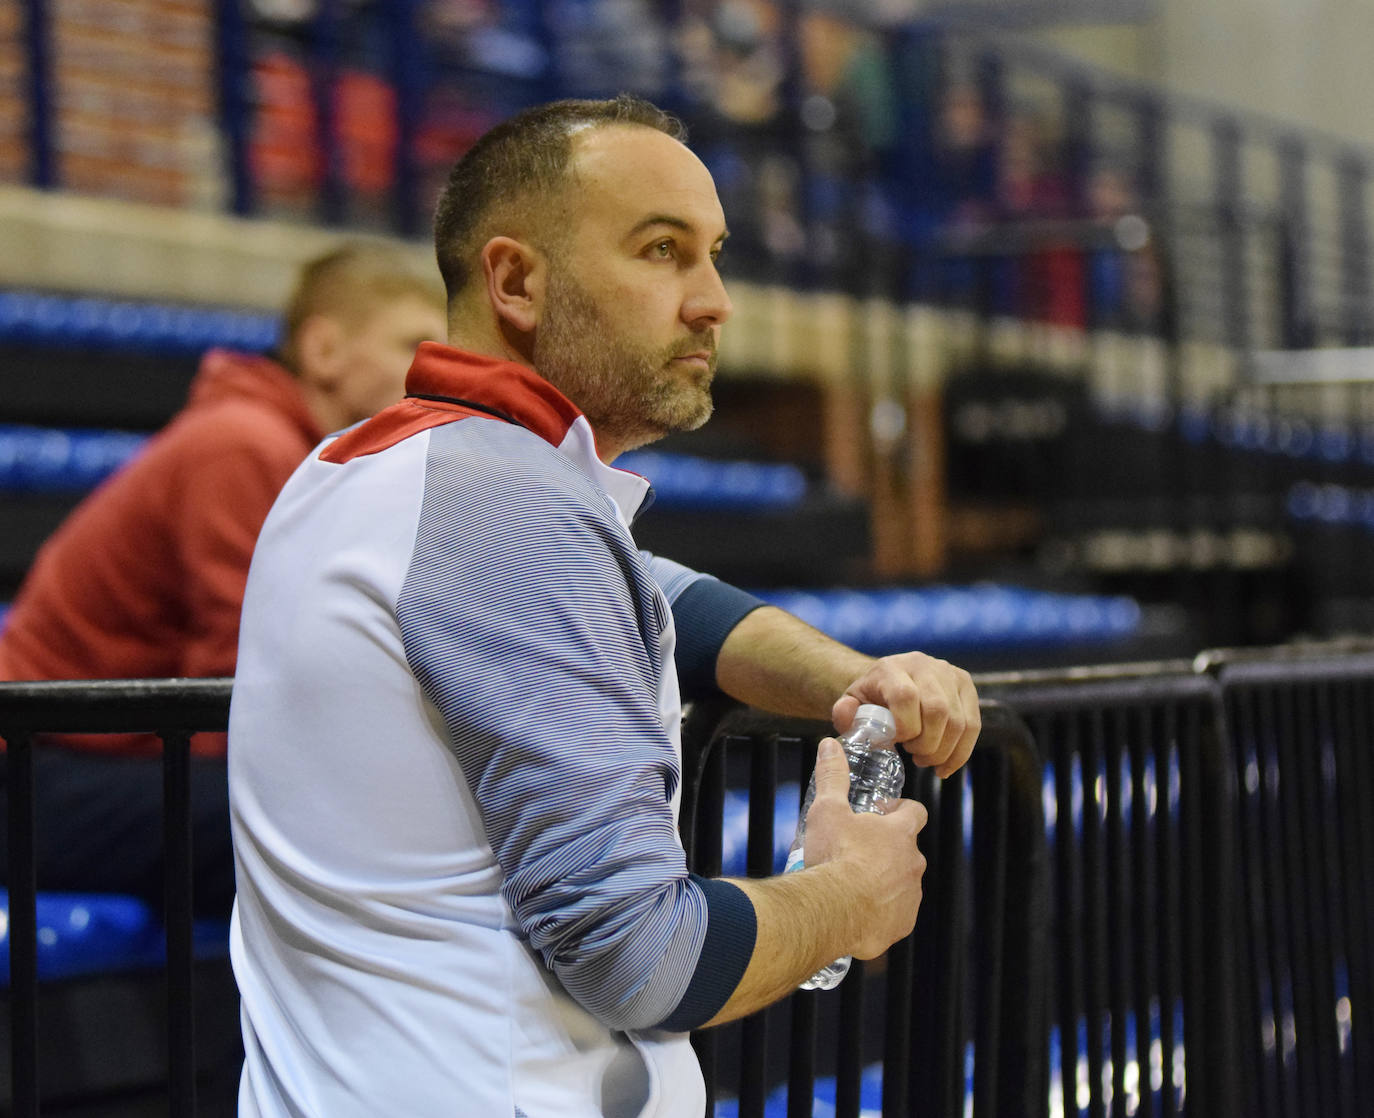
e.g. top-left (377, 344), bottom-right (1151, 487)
top-left (643, 554), bottom-right (766, 701)
top-left (396, 425), bottom-right (753, 1031)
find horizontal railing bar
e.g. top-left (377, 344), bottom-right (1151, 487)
top-left (974, 658), bottom-right (1198, 690)
top-left (1193, 639), bottom-right (1374, 673)
top-left (1, 639), bottom-right (1370, 736)
top-left (0, 677), bottom-right (232, 732)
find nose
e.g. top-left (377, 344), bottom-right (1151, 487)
top-left (682, 260), bottom-right (733, 329)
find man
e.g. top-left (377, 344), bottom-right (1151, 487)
top-left (0, 242), bottom-right (447, 914)
top-left (229, 96), bottom-right (979, 1116)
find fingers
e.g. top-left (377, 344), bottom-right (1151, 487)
top-left (848, 801), bottom-right (928, 958)
top-left (937, 670), bottom-right (981, 780)
top-left (885, 796), bottom-right (930, 834)
top-left (838, 652), bottom-right (981, 778)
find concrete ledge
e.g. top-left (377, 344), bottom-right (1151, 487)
top-left (0, 185), bottom-right (433, 311)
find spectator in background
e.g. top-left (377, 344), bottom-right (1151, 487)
top-left (902, 76), bottom-right (1000, 304)
top-left (1086, 160), bottom-right (1147, 329)
top-left (995, 109), bottom-right (1086, 328)
top-left (0, 241), bottom-right (447, 916)
top-left (797, 7), bottom-right (903, 289)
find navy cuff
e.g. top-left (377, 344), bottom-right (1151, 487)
top-left (671, 579), bottom-right (766, 700)
top-left (656, 875), bottom-right (757, 1032)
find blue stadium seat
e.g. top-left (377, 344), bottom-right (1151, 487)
top-left (618, 450), bottom-right (808, 511)
top-left (0, 290), bottom-right (279, 355)
top-left (713, 1062), bottom-right (885, 1117)
top-left (754, 585), bottom-right (1142, 657)
top-left (720, 782), bottom-right (800, 878)
top-left (0, 889), bottom-right (230, 984)
top-left (0, 426), bottom-right (812, 514)
top-left (0, 424), bottom-right (147, 494)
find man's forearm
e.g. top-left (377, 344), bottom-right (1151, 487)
top-left (699, 865), bottom-right (862, 1027)
top-left (715, 605), bottom-right (873, 721)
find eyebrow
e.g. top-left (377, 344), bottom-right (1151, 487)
top-left (627, 214), bottom-right (730, 244)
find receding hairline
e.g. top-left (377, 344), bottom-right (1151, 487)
top-left (490, 120), bottom-right (695, 235)
top-left (551, 122), bottom-right (725, 236)
top-left (434, 96), bottom-right (690, 300)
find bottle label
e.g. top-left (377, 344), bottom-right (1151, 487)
top-left (783, 847), bottom-right (805, 875)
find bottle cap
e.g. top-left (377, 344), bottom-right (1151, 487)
top-left (854, 704), bottom-right (895, 737)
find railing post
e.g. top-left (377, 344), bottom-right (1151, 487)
top-left (970, 760), bottom-right (1008, 1117)
top-left (1278, 134), bottom-right (1313, 349)
top-left (20, 0), bottom-right (53, 188)
top-left (162, 729), bottom-right (196, 1116)
top-left (787, 740), bottom-right (817, 1118)
top-left (383, 0), bottom-right (423, 237)
top-left (1337, 153), bottom-right (1371, 347)
top-left (312, 0), bottom-right (345, 226)
top-left (1213, 117), bottom-right (1249, 354)
top-left (834, 960), bottom-right (865, 1118)
top-left (684, 721), bottom-right (726, 1115)
top-left (881, 930), bottom-right (912, 1118)
top-left (6, 731), bottom-right (38, 1118)
top-left (214, 0), bottom-right (253, 216)
top-left (992, 712), bottom-right (1050, 1118)
top-left (739, 735), bottom-right (779, 1117)
top-left (1062, 77), bottom-right (1096, 330)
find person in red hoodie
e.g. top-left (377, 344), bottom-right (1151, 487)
top-left (0, 242), bottom-right (447, 915)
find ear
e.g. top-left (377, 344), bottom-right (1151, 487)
top-left (294, 314), bottom-right (348, 388)
top-left (481, 236), bottom-right (546, 337)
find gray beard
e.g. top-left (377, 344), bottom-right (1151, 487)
top-left (533, 272), bottom-right (715, 452)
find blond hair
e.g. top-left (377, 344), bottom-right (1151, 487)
top-left (279, 242), bottom-right (444, 373)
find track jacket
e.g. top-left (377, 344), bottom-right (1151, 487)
top-left (229, 342), bottom-right (761, 1117)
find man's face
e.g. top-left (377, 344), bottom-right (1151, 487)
top-left (530, 126), bottom-right (733, 459)
top-left (334, 293), bottom-right (447, 424)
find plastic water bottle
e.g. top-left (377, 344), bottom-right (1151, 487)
top-left (784, 704), bottom-right (904, 990)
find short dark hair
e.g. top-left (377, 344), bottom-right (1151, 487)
top-left (432, 95), bottom-right (687, 300)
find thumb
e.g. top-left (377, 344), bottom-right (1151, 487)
top-left (811, 737), bottom-right (851, 805)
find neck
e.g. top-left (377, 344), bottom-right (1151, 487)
top-left (299, 382), bottom-right (350, 436)
top-left (447, 304), bottom-right (536, 371)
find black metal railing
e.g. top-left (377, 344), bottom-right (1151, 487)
top-left (0, 677), bottom-right (233, 1118)
top-left (5, 644), bottom-right (1374, 1117)
top-left (983, 671), bottom-right (1243, 1118)
top-left (1212, 652), bottom-right (1374, 1118)
top-left (981, 640), bottom-right (1374, 1118)
top-left (678, 698), bottom-right (1048, 1118)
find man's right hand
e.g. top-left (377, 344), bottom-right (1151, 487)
top-left (800, 736), bottom-right (928, 959)
top-left (701, 735), bottom-right (931, 1028)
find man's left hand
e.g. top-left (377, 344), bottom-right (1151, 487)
top-left (832, 653), bottom-right (980, 780)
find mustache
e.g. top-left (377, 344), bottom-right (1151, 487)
top-left (668, 335), bottom-right (718, 361)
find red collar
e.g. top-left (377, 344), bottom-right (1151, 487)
top-left (317, 344), bottom-right (652, 527)
top-left (402, 343), bottom-right (587, 448)
top-left (321, 343), bottom-right (588, 465)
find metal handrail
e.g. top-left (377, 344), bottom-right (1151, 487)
top-left (0, 677), bottom-right (232, 1118)
top-left (5, 639), bottom-right (1374, 1114)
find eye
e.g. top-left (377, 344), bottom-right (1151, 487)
top-left (650, 239), bottom-right (674, 260)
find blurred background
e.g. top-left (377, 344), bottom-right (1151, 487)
top-left (6, 0), bottom-right (1374, 671)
